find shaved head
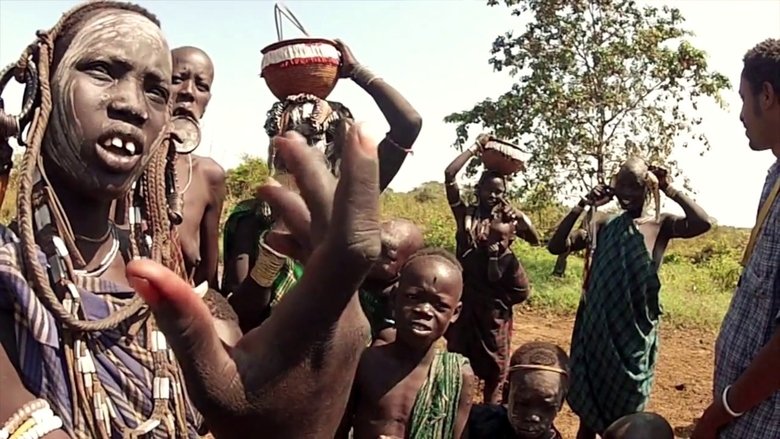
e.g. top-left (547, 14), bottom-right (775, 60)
top-left (369, 219), bottom-right (425, 282)
top-left (603, 413), bottom-right (673, 439)
top-left (171, 45), bottom-right (214, 120)
top-left (381, 219), bottom-right (424, 255)
top-left (172, 46), bottom-right (213, 65)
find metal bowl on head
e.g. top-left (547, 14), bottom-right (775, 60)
top-left (260, 38), bottom-right (341, 100)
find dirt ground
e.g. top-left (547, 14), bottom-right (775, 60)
top-left (510, 310), bottom-right (717, 438)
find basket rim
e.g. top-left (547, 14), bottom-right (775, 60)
top-left (261, 38), bottom-right (338, 54)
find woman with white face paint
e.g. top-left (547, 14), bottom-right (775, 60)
top-left (0, 2), bottom-right (200, 438)
top-left (0, 2), bottom-right (384, 438)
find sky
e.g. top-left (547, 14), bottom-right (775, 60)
top-left (1, 0), bottom-right (779, 228)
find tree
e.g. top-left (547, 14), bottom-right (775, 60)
top-left (224, 154), bottom-right (270, 202)
top-left (445, 0), bottom-right (730, 198)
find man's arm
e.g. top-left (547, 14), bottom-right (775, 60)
top-left (506, 256), bottom-right (531, 306)
top-left (514, 211), bottom-right (541, 246)
top-left (694, 324), bottom-right (780, 437)
top-left (194, 158), bottom-right (226, 290)
top-left (547, 202), bottom-right (588, 255)
top-left (222, 215), bottom-right (257, 296)
top-left (454, 362), bottom-right (476, 439)
top-left (727, 325), bottom-right (780, 411)
top-left (660, 186), bottom-right (712, 239)
top-left (349, 63), bottom-right (421, 191)
top-left (228, 232), bottom-right (287, 333)
top-left (445, 145), bottom-right (481, 231)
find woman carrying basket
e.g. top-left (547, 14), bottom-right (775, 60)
top-left (225, 39), bottom-right (422, 331)
top-left (442, 134), bottom-right (539, 404)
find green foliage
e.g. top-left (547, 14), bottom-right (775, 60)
top-left (446, 0), bottom-right (731, 198)
top-left (221, 155), bottom-right (270, 232)
top-left (224, 154), bottom-right (270, 202)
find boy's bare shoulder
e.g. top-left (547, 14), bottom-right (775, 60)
top-left (356, 345), bottom-right (388, 379)
top-left (460, 359), bottom-right (475, 379)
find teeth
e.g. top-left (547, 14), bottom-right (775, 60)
top-left (101, 136), bottom-right (138, 155)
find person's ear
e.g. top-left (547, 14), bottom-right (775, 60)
top-left (449, 301), bottom-right (463, 324)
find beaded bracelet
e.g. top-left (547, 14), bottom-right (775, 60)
top-left (0, 400), bottom-right (62, 439)
top-left (1, 400), bottom-right (48, 439)
top-left (250, 236), bottom-right (288, 288)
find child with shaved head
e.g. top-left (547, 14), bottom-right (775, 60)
top-left (340, 248), bottom-right (475, 438)
top-left (469, 341), bottom-right (569, 439)
top-left (359, 219), bottom-right (424, 344)
top-left (603, 412), bottom-right (674, 439)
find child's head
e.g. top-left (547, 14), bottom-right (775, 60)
top-left (480, 217), bottom-right (515, 251)
top-left (368, 219), bottom-right (424, 283)
top-left (202, 288), bottom-right (242, 346)
top-left (476, 170), bottom-right (506, 209)
top-left (506, 342), bottom-right (569, 439)
top-left (393, 248), bottom-right (463, 349)
top-left (603, 412), bottom-right (674, 439)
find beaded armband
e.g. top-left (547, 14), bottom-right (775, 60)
top-left (350, 64), bottom-right (381, 87)
top-left (384, 135), bottom-right (413, 155)
top-left (0, 399), bottom-right (63, 439)
top-left (249, 234), bottom-right (288, 288)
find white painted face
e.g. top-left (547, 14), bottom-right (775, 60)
top-left (44, 9), bottom-right (171, 199)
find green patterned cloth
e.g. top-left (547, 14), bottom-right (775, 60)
top-left (268, 251), bottom-right (304, 307)
top-left (567, 213), bottom-right (662, 434)
top-left (408, 351), bottom-right (469, 439)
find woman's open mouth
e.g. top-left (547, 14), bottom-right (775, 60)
top-left (95, 130), bottom-right (144, 174)
top-left (173, 105), bottom-right (196, 119)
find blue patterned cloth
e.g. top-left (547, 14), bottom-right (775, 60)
top-left (0, 225), bottom-right (201, 438)
top-left (714, 161), bottom-right (780, 439)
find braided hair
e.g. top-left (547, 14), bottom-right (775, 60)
top-left (264, 94), bottom-right (354, 176)
top-left (12, 0), bottom-right (185, 331)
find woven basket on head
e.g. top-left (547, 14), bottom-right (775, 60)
top-left (260, 4), bottom-right (341, 100)
top-left (261, 38), bottom-right (341, 100)
top-left (481, 138), bottom-right (526, 176)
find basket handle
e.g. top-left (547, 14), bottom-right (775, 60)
top-left (274, 3), bottom-right (310, 41)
